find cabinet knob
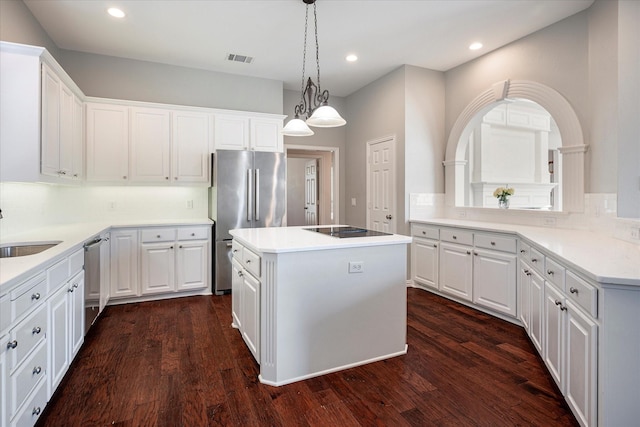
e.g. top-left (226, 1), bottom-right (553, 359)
top-left (433, 244), bottom-right (437, 248)
top-left (490, 241), bottom-right (496, 246)
top-left (191, 233), bottom-right (195, 236)
top-left (466, 250), bottom-right (471, 255)
top-left (422, 231), bottom-right (426, 235)
top-left (569, 287), bottom-right (578, 294)
top-left (473, 252), bottom-right (478, 256)
top-left (123, 176), bottom-right (127, 179)
top-left (32, 407), bottom-right (41, 416)
top-left (531, 258), bottom-right (537, 263)
top-left (560, 305), bottom-right (567, 311)
top-left (453, 235), bottom-right (457, 239)
top-left (170, 246), bottom-right (174, 249)
top-left (520, 249), bottom-right (525, 253)
top-left (32, 326), bottom-right (42, 335)
top-left (31, 293), bottom-right (41, 301)
top-left (237, 271), bottom-right (243, 277)
top-left (157, 235), bottom-right (161, 238)
top-left (165, 177), bottom-right (169, 180)
top-left (246, 259), bottom-right (251, 263)
top-left (73, 283), bottom-right (79, 289)
top-left (179, 245), bottom-right (183, 249)
top-left (33, 366), bottom-right (42, 375)
top-left (6, 340), bottom-right (18, 349)
top-left (58, 170), bottom-right (67, 175)
top-left (547, 269), bottom-right (554, 276)
top-left (68, 287), bottom-right (74, 293)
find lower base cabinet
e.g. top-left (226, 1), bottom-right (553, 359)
top-left (231, 240), bottom-right (261, 363)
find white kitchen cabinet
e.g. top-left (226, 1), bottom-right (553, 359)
top-left (439, 242), bottom-right (473, 302)
top-left (130, 107), bottom-right (172, 183)
top-left (231, 240), bottom-right (261, 363)
top-left (99, 234), bottom-right (111, 313)
top-left (529, 268), bottom-right (545, 353)
top-left (241, 270), bottom-right (260, 361)
top-left (1, 331), bottom-right (7, 427)
top-left (41, 63), bottom-right (83, 181)
top-left (214, 113), bottom-right (284, 152)
top-left (412, 238), bottom-right (439, 290)
top-left (47, 284), bottom-right (69, 397)
top-left (140, 242), bottom-right (176, 295)
top-left (544, 281), bottom-right (564, 387)
top-left (176, 240), bottom-right (208, 291)
top-left (473, 248), bottom-right (517, 317)
top-left (86, 103), bottom-right (130, 183)
top-left (231, 258), bottom-right (243, 331)
top-left (172, 110), bottom-right (211, 183)
top-left (109, 229), bottom-right (139, 299)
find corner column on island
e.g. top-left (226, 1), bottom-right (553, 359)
top-left (229, 226), bottom-right (412, 387)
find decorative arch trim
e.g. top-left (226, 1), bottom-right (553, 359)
top-left (444, 79), bottom-right (587, 212)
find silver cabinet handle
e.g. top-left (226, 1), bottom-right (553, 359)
top-left (32, 326), bottom-right (42, 335)
top-left (7, 340), bottom-right (18, 349)
top-left (73, 283), bottom-right (79, 289)
top-left (237, 271), bottom-right (243, 277)
top-left (255, 169), bottom-right (260, 221)
top-left (33, 366), bottom-right (42, 375)
top-left (68, 287), bottom-right (74, 293)
top-left (386, 214), bottom-right (393, 220)
top-left (547, 269), bottom-right (554, 275)
top-left (570, 287), bottom-right (578, 294)
top-left (555, 299), bottom-right (562, 306)
top-left (32, 407), bottom-right (41, 416)
top-left (247, 169), bottom-right (253, 221)
top-left (31, 293), bottom-right (41, 301)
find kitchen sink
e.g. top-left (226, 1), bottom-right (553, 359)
top-left (0, 241), bottom-right (61, 258)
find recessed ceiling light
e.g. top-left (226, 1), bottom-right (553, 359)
top-left (346, 54), bottom-right (358, 62)
top-left (107, 7), bottom-right (126, 18)
top-left (469, 42), bottom-right (483, 51)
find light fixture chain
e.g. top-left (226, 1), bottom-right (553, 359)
top-left (313, 1), bottom-right (321, 93)
top-left (300, 3), bottom-right (309, 101)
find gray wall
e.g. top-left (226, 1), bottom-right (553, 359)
top-left (0, 0), bottom-right (60, 59)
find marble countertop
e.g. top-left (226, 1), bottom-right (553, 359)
top-left (0, 219), bottom-right (213, 292)
top-left (411, 218), bottom-right (640, 287)
top-left (230, 226), bottom-right (412, 254)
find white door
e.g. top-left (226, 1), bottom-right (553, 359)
top-left (305, 159), bottom-right (318, 225)
top-left (367, 137), bottom-right (395, 232)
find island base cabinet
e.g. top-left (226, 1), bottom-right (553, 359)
top-left (241, 272), bottom-right (260, 363)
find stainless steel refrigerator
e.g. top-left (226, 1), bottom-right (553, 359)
top-left (209, 150), bottom-right (286, 294)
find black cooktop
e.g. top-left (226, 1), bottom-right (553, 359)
top-left (304, 226), bottom-right (391, 238)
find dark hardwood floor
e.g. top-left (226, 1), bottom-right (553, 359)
top-left (37, 288), bottom-right (578, 426)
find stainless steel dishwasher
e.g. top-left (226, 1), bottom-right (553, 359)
top-left (84, 236), bottom-right (104, 334)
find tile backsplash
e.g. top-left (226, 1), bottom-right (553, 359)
top-left (0, 182), bottom-right (208, 239)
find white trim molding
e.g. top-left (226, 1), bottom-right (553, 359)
top-left (444, 79), bottom-right (588, 212)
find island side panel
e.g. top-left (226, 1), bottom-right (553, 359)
top-left (259, 243), bottom-right (408, 386)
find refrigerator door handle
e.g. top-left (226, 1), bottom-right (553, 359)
top-left (254, 169), bottom-right (260, 221)
top-left (246, 169), bottom-right (253, 221)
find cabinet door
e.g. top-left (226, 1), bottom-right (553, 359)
top-left (473, 249), bottom-right (517, 317)
top-left (519, 263), bottom-right (532, 331)
top-left (86, 103), bottom-right (129, 182)
top-left (544, 282), bottom-right (565, 390)
top-left (58, 83), bottom-right (75, 177)
top-left (41, 63), bottom-right (61, 177)
top-left (231, 258), bottom-right (243, 330)
top-left (529, 270), bottom-right (544, 353)
top-left (242, 272), bottom-right (260, 363)
top-left (130, 107), bottom-right (171, 182)
top-left (71, 94), bottom-right (84, 179)
top-left (47, 284), bottom-right (69, 397)
top-left (69, 271), bottom-right (85, 360)
top-left (412, 238), bottom-right (438, 290)
top-left (176, 241), bottom-right (208, 291)
top-left (172, 111), bottom-right (211, 183)
top-left (100, 234), bottom-right (111, 313)
top-left (439, 242), bottom-right (473, 302)
top-left (110, 230), bottom-right (139, 298)
top-left (565, 301), bottom-right (597, 427)
top-left (214, 114), bottom-right (249, 150)
top-left (140, 243), bottom-right (176, 295)
top-left (250, 118), bottom-right (283, 152)
top-left (0, 332), bottom-right (6, 427)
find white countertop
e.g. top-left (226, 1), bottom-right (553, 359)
top-left (0, 219), bottom-right (213, 292)
top-left (230, 226), bottom-right (412, 254)
top-left (412, 218), bottom-right (640, 287)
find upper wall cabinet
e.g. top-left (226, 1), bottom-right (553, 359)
top-left (0, 42), bottom-right (85, 184)
top-left (86, 100), bottom-right (212, 185)
top-left (214, 114), bottom-right (284, 152)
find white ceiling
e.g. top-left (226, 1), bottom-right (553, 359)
top-left (23, 0), bottom-right (594, 97)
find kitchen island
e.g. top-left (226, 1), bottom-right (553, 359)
top-left (229, 226), bottom-right (412, 386)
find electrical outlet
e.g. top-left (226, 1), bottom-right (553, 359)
top-left (543, 216), bottom-right (557, 227)
top-left (348, 261), bottom-right (364, 273)
top-left (631, 228), bottom-right (640, 240)
top-left (457, 210), bottom-right (467, 218)
top-left (351, 197), bottom-right (357, 207)
top-left (108, 201), bottom-right (116, 211)
top-left (186, 200), bottom-right (193, 209)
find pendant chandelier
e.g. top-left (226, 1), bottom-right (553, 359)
top-left (282, 0), bottom-right (346, 137)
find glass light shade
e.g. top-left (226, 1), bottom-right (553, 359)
top-left (282, 118), bottom-right (314, 136)
top-left (306, 105), bottom-right (346, 128)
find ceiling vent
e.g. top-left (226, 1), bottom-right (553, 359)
top-left (226, 53), bottom-right (254, 64)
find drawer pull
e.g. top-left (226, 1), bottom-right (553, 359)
top-left (520, 249), bottom-right (525, 253)
top-left (246, 259), bottom-right (251, 263)
top-left (569, 287), bottom-right (579, 294)
top-left (170, 246), bottom-right (174, 249)
top-left (191, 233), bottom-right (195, 236)
top-left (473, 252), bottom-right (478, 256)
top-left (466, 250), bottom-right (471, 255)
top-left (531, 258), bottom-right (537, 263)
top-left (157, 235), bottom-right (161, 238)
top-left (31, 293), bottom-right (41, 301)
top-left (68, 287), bottom-right (74, 293)
top-left (237, 271), bottom-right (243, 277)
top-left (179, 245), bottom-right (183, 249)
top-left (547, 269), bottom-right (554, 276)
top-left (452, 235), bottom-right (457, 239)
top-left (422, 231), bottom-right (426, 235)
top-left (7, 340), bottom-right (18, 349)
top-left (490, 241), bottom-right (496, 246)
top-left (73, 283), bottom-right (79, 289)
top-left (555, 299), bottom-right (562, 306)
top-left (433, 244), bottom-right (437, 248)
top-left (33, 366), bottom-right (42, 375)
top-left (232, 249), bottom-right (238, 253)
top-left (32, 326), bottom-right (42, 335)
top-left (32, 407), bottom-right (41, 416)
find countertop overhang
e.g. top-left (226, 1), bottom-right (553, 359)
top-left (229, 226), bottom-right (412, 254)
top-left (412, 218), bottom-right (640, 287)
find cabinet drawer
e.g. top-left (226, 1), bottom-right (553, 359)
top-left (529, 247), bottom-right (544, 275)
top-left (231, 240), bottom-right (244, 260)
top-left (69, 247), bottom-right (84, 276)
top-left (440, 228), bottom-right (473, 246)
top-left (140, 228), bottom-right (176, 243)
top-left (47, 257), bottom-right (70, 291)
top-left (8, 340), bottom-right (46, 417)
top-left (1, 293), bottom-right (9, 332)
top-left (243, 247), bottom-right (261, 278)
top-left (475, 234), bottom-right (517, 253)
top-left (412, 224), bottom-right (439, 240)
top-left (544, 257), bottom-right (566, 290)
top-left (7, 304), bottom-right (47, 371)
top-left (519, 241), bottom-right (531, 259)
top-left (177, 227), bottom-right (209, 241)
top-left (566, 271), bottom-right (598, 318)
top-left (10, 376), bottom-right (47, 427)
top-left (10, 273), bottom-right (47, 323)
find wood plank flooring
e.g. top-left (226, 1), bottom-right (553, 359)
top-left (37, 288), bottom-right (578, 426)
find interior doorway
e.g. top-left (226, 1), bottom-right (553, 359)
top-left (286, 145), bottom-right (340, 226)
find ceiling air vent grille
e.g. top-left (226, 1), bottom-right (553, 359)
top-left (226, 53), bottom-right (254, 64)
